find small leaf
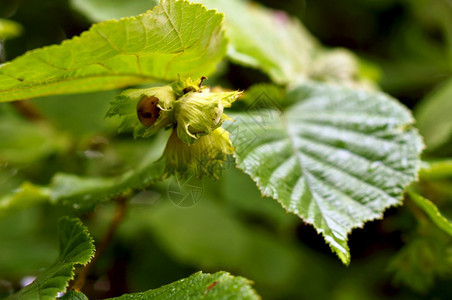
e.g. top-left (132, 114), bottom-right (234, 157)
top-left (0, 0), bottom-right (227, 102)
top-left (11, 217), bottom-right (95, 300)
top-left (227, 82), bottom-right (423, 264)
top-left (108, 271), bottom-right (260, 300)
top-left (408, 191), bottom-right (452, 237)
top-left (58, 291), bottom-right (88, 300)
top-left (72, 0), bottom-right (372, 88)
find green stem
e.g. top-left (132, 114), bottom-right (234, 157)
top-left (420, 160), bottom-right (452, 180)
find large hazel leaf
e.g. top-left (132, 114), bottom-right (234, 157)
top-left (227, 82), bottom-right (423, 264)
top-left (11, 217), bottom-right (95, 300)
top-left (0, 0), bottom-right (227, 102)
top-left (109, 271), bottom-right (259, 300)
top-left (70, 0), bottom-right (373, 87)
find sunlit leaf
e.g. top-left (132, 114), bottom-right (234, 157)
top-left (70, 0), bottom-right (373, 87)
top-left (0, 0), bottom-right (226, 102)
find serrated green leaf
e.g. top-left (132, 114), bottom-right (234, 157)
top-left (108, 271), bottom-right (259, 300)
top-left (227, 82), bottom-right (423, 264)
top-left (0, 0), bottom-right (227, 102)
top-left (11, 217), bottom-right (95, 300)
top-left (69, 0), bottom-right (374, 88)
top-left (72, 0), bottom-right (159, 22)
top-left (408, 191), bottom-right (452, 237)
top-left (0, 132), bottom-right (168, 217)
top-left (0, 19), bottom-right (23, 40)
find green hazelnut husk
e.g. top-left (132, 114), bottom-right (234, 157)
top-left (163, 127), bottom-right (234, 179)
top-left (108, 76), bottom-right (242, 179)
top-left (173, 90), bottom-right (241, 144)
top-left (107, 85), bottom-right (177, 138)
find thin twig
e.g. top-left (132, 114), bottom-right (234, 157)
top-left (71, 196), bottom-right (129, 292)
top-left (405, 192), bottom-right (432, 237)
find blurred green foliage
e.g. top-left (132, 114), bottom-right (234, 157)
top-left (0, 0), bottom-right (451, 299)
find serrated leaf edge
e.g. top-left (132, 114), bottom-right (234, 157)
top-left (231, 84), bottom-right (425, 265)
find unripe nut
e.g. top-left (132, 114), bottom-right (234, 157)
top-left (137, 96), bottom-right (161, 127)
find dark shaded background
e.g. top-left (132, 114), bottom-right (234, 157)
top-left (1, 0), bottom-right (451, 299)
